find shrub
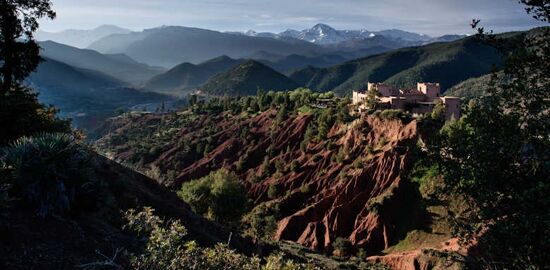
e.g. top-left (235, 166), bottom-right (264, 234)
top-left (290, 160), bottom-right (300, 173)
top-left (312, 154), bottom-right (323, 162)
top-left (177, 169), bottom-right (249, 225)
top-left (300, 184), bottom-right (311, 194)
top-left (124, 207), bottom-right (261, 270)
top-left (267, 184), bottom-right (279, 199)
top-left (261, 156), bottom-right (271, 177)
top-left (0, 133), bottom-right (94, 217)
top-left (352, 159), bottom-right (364, 169)
top-left (375, 109), bottom-right (404, 120)
top-left (333, 237), bottom-right (353, 257)
top-left (275, 159), bottom-right (285, 173)
top-left (243, 203), bottom-right (280, 241)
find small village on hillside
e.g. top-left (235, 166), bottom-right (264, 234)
top-left (353, 82), bottom-right (461, 120)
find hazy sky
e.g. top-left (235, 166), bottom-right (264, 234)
top-left (39, 0), bottom-right (547, 36)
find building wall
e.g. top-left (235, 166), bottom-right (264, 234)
top-left (417, 83), bottom-right (440, 98)
top-left (441, 97), bottom-right (461, 120)
top-left (368, 83), bottom-right (399, 97)
top-left (352, 91), bottom-right (368, 105)
top-left (354, 82), bottom-right (461, 121)
top-left (411, 104), bottom-right (435, 115)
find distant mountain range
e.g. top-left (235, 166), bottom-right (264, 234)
top-left (29, 24), bottom-right (535, 127)
top-left (36, 25), bottom-right (131, 48)
top-left (40, 41), bottom-right (165, 84)
top-left (235, 24), bottom-right (435, 45)
top-left (84, 24), bottom-right (465, 68)
top-left (140, 53), bottom-right (351, 96)
top-left (116, 32), bottom-right (508, 97)
top-left (234, 24), bottom-right (466, 47)
top-left (27, 57), bottom-right (171, 130)
top-left (88, 26), bottom-right (323, 67)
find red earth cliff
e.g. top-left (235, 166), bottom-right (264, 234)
top-left (96, 111), bottom-right (428, 257)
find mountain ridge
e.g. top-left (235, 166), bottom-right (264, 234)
top-left (28, 57), bottom-right (170, 130)
top-left (40, 41), bottom-right (164, 84)
top-left (289, 35), bottom-right (505, 95)
top-left (199, 60), bottom-right (301, 96)
top-left (88, 26), bottom-right (324, 67)
top-left (237, 23), bottom-right (465, 46)
top-left (36, 25), bottom-right (132, 48)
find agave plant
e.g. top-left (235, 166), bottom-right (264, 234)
top-left (0, 133), bottom-right (94, 217)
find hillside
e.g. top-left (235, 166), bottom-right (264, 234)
top-left (142, 63), bottom-right (215, 94)
top-left (290, 35), bottom-right (504, 96)
top-left (446, 72), bottom-right (502, 101)
top-left (199, 60), bottom-right (301, 96)
top-left (0, 149), bottom-right (254, 269)
top-left (88, 26), bottom-right (323, 67)
top-left (261, 53), bottom-right (348, 73)
top-left (142, 56), bottom-right (246, 94)
top-left (28, 58), bottom-right (170, 130)
top-left (40, 41), bottom-right (164, 84)
top-left (197, 55), bottom-right (247, 74)
top-left (93, 92), bottom-right (469, 269)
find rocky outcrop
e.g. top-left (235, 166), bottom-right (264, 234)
top-left (367, 238), bottom-right (469, 270)
top-left (271, 117), bottom-right (420, 254)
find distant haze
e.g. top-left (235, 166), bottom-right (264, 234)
top-left (39, 0), bottom-right (546, 36)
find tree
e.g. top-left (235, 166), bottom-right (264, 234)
top-left (317, 108), bottom-right (335, 140)
top-left (177, 169), bottom-right (249, 225)
top-left (366, 84), bottom-right (378, 110)
top-left (434, 2), bottom-right (550, 267)
top-left (275, 105), bottom-right (287, 125)
top-left (0, 85), bottom-right (70, 144)
top-left (430, 99), bottom-right (445, 120)
top-left (0, 1), bottom-right (69, 144)
top-left (0, 0), bottom-right (55, 93)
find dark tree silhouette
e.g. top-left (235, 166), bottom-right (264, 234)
top-left (434, 0), bottom-right (549, 268)
top-left (0, 0), bottom-right (69, 144)
top-left (0, 0), bottom-right (55, 93)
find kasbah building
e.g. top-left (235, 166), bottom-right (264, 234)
top-left (352, 82), bottom-right (461, 120)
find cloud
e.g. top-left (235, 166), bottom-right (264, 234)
top-left (39, 0), bottom-right (546, 36)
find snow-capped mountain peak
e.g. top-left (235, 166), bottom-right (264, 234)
top-left (239, 23), bottom-right (439, 46)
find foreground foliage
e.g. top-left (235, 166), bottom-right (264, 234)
top-left (0, 0), bottom-right (70, 145)
top-left (0, 133), bottom-right (95, 217)
top-left (433, 3), bottom-right (550, 268)
top-left (125, 207), bottom-right (320, 270)
top-left (178, 169), bottom-right (250, 225)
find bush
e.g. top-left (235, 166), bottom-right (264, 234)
top-left (0, 133), bottom-right (94, 217)
top-left (243, 203), bottom-right (280, 241)
top-left (267, 184), bottom-right (279, 199)
top-left (125, 207), bottom-right (318, 270)
top-left (177, 169), bottom-right (249, 225)
top-left (312, 154), bottom-right (323, 162)
top-left (290, 160), bottom-right (300, 173)
top-left (333, 237), bottom-right (353, 257)
top-left (374, 109), bottom-right (404, 120)
top-left (300, 184), bottom-right (311, 194)
top-left (352, 158), bottom-right (364, 169)
top-left (124, 207), bottom-right (261, 270)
